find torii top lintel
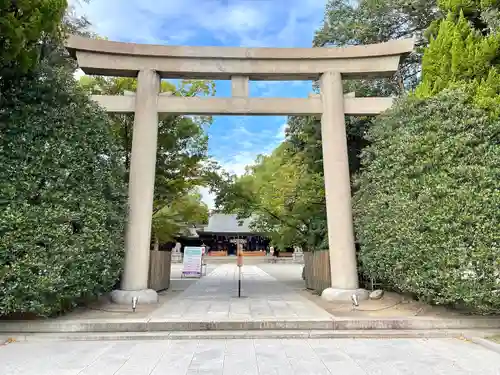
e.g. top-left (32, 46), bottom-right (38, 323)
top-left (66, 35), bottom-right (414, 80)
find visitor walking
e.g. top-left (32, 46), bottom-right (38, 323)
top-left (269, 246), bottom-right (275, 263)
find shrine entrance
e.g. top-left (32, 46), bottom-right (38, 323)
top-left (66, 35), bottom-right (413, 304)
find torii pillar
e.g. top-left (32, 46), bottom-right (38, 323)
top-left (320, 71), bottom-right (368, 301)
top-left (110, 69), bottom-right (160, 304)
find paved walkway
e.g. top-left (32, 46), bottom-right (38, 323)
top-left (150, 264), bottom-right (331, 321)
top-left (1, 338), bottom-right (499, 374)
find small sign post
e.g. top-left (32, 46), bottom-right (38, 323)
top-left (237, 246), bottom-right (243, 298)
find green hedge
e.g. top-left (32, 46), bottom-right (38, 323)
top-left (0, 64), bottom-right (127, 317)
top-left (353, 89), bottom-right (500, 314)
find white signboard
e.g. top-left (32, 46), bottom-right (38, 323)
top-left (181, 246), bottom-right (203, 278)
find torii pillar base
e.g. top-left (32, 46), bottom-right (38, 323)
top-left (321, 288), bottom-right (369, 302)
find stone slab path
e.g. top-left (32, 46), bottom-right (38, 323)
top-left (150, 264), bottom-right (332, 321)
top-left (1, 338), bottom-right (499, 374)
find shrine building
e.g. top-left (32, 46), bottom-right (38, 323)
top-left (176, 214), bottom-right (270, 256)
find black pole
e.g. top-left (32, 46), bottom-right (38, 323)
top-left (237, 234), bottom-right (241, 297)
top-left (238, 267), bottom-right (241, 298)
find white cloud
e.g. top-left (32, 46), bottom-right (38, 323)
top-left (71, 0), bottom-right (326, 47)
top-left (224, 4), bottom-right (267, 33)
top-left (215, 116), bottom-right (287, 170)
top-left (276, 122), bottom-right (288, 141)
top-left (237, 0), bottom-right (326, 47)
top-left (72, 0), bottom-right (271, 45)
top-left (251, 81), bottom-right (314, 98)
top-left (73, 68), bottom-right (85, 80)
top-left (198, 186), bottom-right (216, 209)
top-left (232, 124), bottom-right (254, 138)
top-left (217, 128), bottom-right (284, 176)
top-left (221, 151), bottom-right (255, 176)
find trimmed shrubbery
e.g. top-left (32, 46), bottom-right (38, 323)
top-left (0, 63), bottom-right (127, 317)
top-left (353, 89), bottom-right (500, 313)
top-left (353, 2), bottom-right (500, 314)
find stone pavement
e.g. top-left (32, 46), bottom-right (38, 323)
top-left (1, 338), bottom-right (500, 374)
top-left (150, 264), bottom-right (332, 322)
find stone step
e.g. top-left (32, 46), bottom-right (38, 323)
top-left (7, 329), bottom-right (500, 342)
top-left (1, 316), bottom-right (500, 334)
top-left (0, 319), bottom-right (333, 333)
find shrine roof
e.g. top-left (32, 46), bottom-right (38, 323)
top-left (198, 214), bottom-right (257, 235)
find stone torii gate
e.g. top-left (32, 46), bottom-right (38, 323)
top-left (66, 35), bottom-right (413, 304)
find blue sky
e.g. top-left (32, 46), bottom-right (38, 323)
top-left (72, 0), bottom-right (327, 207)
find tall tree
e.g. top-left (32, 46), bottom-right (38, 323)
top-left (213, 142), bottom-right (327, 250)
top-left (79, 76), bottom-right (214, 201)
top-left (427, 0), bottom-right (500, 36)
top-left (80, 76), bottom-right (216, 243)
top-left (274, 0), bottom-right (442, 249)
top-left (0, 0), bottom-right (67, 76)
top-left (314, 0), bottom-right (440, 92)
top-left (152, 192), bottom-right (209, 247)
top-left (417, 6), bottom-right (500, 113)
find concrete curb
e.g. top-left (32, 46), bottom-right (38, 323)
top-left (1, 317), bottom-right (499, 334)
top-left (332, 317), bottom-right (500, 330)
top-left (464, 336), bottom-right (500, 354)
top-left (9, 329), bottom-right (494, 342)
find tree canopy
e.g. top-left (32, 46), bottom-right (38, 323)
top-left (213, 142), bottom-right (325, 250)
top-left (0, 0), bottom-right (67, 75)
top-left (417, 10), bottom-right (500, 114)
top-left (314, 0), bottom-right (440, 91)
top-left (152, 192), bottom-right (208, 245)
top-left (79, 75), bottom-right (215, 244)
